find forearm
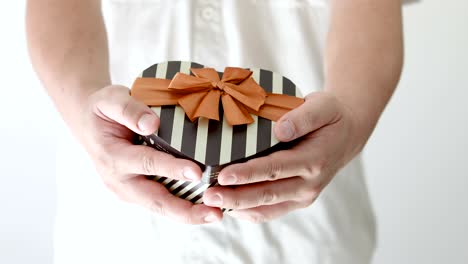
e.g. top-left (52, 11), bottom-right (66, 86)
top-left (324, 0), bottom-right (403, 151)
top-left (26, 0), bottom-right (110, 129)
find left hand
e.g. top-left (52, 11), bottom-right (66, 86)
top-left (203, 91), bottom-right (367, 223)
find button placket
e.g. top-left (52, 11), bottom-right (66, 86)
top-left (201, 5), bottom-right (215, 20)
top-left (192, 0), bottom-right (227, 68)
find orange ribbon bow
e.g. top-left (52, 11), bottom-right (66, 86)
top-left (131, 67), bottom-right (304, 126)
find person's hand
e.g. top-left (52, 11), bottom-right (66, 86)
top-left (203, 91), bottom-right (365, 223)
top-left (78, 85), bottom-right (222, 224)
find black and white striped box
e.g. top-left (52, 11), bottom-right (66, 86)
top-left (133, 61), bottom-right (303, 210)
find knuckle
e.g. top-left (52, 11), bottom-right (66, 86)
top-left (303, 113), bottom-right (318, 131)
top-left (298, 103), bottom-right (318, 131)
top-left (231, 198), bottom-right (241, 209)
top-left (303, 160), bottom-right (325, 178)
top-left (261, 189), bottom-right (277, 205)
top-left (300, 196), bottom-right (317, 208)
top-left (222, 191), bottom-right (241, 209)
top-left (120, 98), bottom-right (133, 119)
top-left (243, 164), bottom-right (256, 183)
top-left (140, 152), bottom-right (157, 175)
top-left (302, 165), bottom-right (316, 177)
top-left (298, 186), bottom-right (320, 203)
top-left (245, 171), bottom-right (254, 183)
top-left (266, 159), bottom-right (282, 181)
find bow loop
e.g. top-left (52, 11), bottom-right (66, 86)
top-left (131, 65), bottom-right (304, 126)
top-left (221, 67), bottom-right (253, 84)
top-left (191, 68), bottom-right (220, 82)
top-left (168, 73), bottom-right (212, 92)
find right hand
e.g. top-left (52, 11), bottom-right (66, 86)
top-left (78, 84), bottom-right (222, 224)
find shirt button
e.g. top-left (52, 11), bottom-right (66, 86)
top-left (201, 6), bottom-right (215, 21)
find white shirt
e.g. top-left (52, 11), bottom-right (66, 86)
top-left (52, 0), bottom-right (403, 263)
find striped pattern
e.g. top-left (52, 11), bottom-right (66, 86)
top-left (137, 61), bottom-right (302, 210)
top-left (141, 136), bottom-right (230, 212)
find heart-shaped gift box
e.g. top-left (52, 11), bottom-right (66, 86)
top-left (131, 61), bottom-right (303, 210)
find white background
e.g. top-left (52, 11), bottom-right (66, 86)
top-left (0, 1), bottom-right (467, 263)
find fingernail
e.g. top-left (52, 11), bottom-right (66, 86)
top-left (183, 168), bottom-right (200, 181)
top-left (204, 213), bottom-right (219, 223)
top-left (138, 114), bottom-right (156, 133)
top-left (222, 175), bottom-right (237, 185)
top-left (206, 193), bottom-right (223, 207)
top-left (277, 119), bottom-right (294, 140)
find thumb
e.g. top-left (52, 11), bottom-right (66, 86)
top-left (94, 85), bottom-right (159, 135)
top-left (274, 92), bottom-right (340, 142)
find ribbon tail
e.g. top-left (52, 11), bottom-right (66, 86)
top-left (221, 94), bottom-right (254, 126)
top-left (131, 77), bottom-right (184, 106)
top-left (190, 68), bottom-right (221, 82)
top-left (169, 73), bottom-right (213, 92)
top-left (248, 93), bottom-right (304, 121)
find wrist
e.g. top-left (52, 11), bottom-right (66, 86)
top-left (68, 78), bottom-right (110, 106)
top-left (324, 89), bottom-right (379, 155)
top-left (51, 80), bottom-right (109, 132)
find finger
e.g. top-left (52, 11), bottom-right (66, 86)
top-left (227, 201), bottom-right (303, 223)
top-left (110, 142), bottom-right (203, 181)
top-left (217, 148), bottom-right (316, 185)
top-left (203, 177), bottom-right (312, 209)
top-left (94, 85), bottom-right (159, 135)
top-left (123, 176), bottom-right (223, 224)
top-left (274, 92), bottom-right (341, 142)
